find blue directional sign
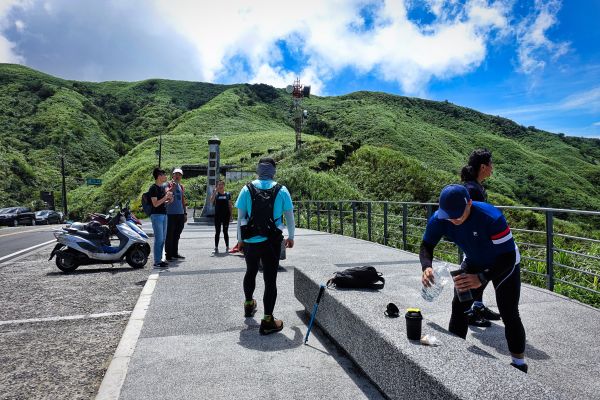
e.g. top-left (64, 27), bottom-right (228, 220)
top-left (86, 178), bottom-right (102, 186)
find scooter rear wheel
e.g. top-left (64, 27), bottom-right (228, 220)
top-left (126, 245), bottom-right (148, 269)
top-left (56, 251), bottom-right (80, 273)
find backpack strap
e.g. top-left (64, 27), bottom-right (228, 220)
top-left (246, 182), bottom-right (258, 202)
top-left (270, 184), bottom-right (282, 206)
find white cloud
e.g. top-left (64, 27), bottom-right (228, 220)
top-left (153, 0), bottom-right (509, 95)
top-left (516, 0), bottom-right (569, 74)
top-left (593, 122), bottom-right (600, 127)
top-left (14, 19), bottom-right (23, 31)
top-left (0, 0), bottom-right (32, 63)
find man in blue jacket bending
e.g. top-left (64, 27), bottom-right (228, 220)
top-left (420, 184), bottom-right (528, 373)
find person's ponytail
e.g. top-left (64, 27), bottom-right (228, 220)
top-left (461, 165), bottom-right (476, 182)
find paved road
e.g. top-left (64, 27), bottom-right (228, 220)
top-left (0, 225), bottom-right (59, 261)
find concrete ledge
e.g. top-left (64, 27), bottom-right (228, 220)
top-left (294, 265), bottom-right (564, 400)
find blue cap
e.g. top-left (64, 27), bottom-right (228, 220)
top-left (437, 184), bottom-right (471, 219)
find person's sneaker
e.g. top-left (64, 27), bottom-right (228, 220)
top-left (259, 315), bottom-right (283, 335)
top-left (213, 247), bottom-right (219, 254)
top-left (226, 247), bottom-right (230, 253)
top-left (244, 299), bottom-right (257, 317)
top-left (473, 304), bottom-right (501, 320)
top-left (510, 362), bottom-right (528, 373)
top-left (154, 261), bottom-right (168, 268)
top-left (466, 310), bottom-right (491, 327)
top-left (174, 254), bottom-right (186, 259)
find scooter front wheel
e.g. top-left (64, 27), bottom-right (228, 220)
top-left (55, 251), bottom-right (80, 273)
top-left (126, 245), bottom-right (148, 269)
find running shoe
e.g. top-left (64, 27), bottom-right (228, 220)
top-left (259, 315), bottom-right (283, 335)
top-left (474, 304), bottom-right (501, 320)
top-left (244, 299), bottom-right (257, 317)
top-left (510, 362), bottom-right (528, 373)
top-left (466, 310), bottom-right (491, 327)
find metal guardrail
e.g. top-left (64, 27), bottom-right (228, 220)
top-left (295, 200), bottom-right (600, 299)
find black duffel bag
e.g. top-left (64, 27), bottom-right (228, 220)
top-left (326, 265), bottom-right (385, 290)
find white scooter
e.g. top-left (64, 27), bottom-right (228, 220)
top-left (49, 206), bottom-right (150, 273)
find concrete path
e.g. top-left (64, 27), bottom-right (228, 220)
top-left (99, 223), bottom-right (600, 400)
top-left (101, 223), bottom-right (384, 400)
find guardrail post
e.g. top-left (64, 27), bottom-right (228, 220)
top-left (339, 201), bottom-right (344, 236)
top-left (546, 211), bottom-right (555, 291)
top-left (316, 202), bottom-right (321, 231)
top-left (426, 204), bottom-right (433, 219)
top-left (383, 202), bottom-right (388, 246)
top-left (327, 203), bottom-right (332, 233)
top-left (402, 204), bottom-right (408, 250)
top-left (367, 202), bottom-right (372, 242)
top-left (296, 202), bottom-right (301, 228)
top-left (307, 203), bottom-right (311, 230)
top-left (352, 203), bottom-right (357, 238)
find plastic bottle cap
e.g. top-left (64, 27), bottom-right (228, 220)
top-left (406, 308), bottom-right (420, 313)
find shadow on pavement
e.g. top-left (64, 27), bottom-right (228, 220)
top-left (46, 266), bottom-right (138, 275)
top-left (237, 319), bottom-right (303, 351)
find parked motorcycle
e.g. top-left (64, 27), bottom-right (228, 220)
top-left (49, 204), bottom-right (150, 273)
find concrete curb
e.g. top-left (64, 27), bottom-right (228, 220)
top-left (95, 272), bottom-right (159, 400)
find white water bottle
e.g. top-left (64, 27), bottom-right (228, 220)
top-left (421, 263), bottom-right (451, 302)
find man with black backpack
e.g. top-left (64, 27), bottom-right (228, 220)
top-left (235, 158), bottom-right (295, 335)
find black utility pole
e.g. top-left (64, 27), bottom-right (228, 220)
top-left (60, 150), bottom-right (68, 217)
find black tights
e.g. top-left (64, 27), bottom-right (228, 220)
top-left (243, 238), bottom-right (282, 316)
top-left (449, 264), bottom-right (526, 354)
top-left (214, 215), bottom-right (229, 248)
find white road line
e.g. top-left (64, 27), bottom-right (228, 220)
top-left (0, 311), bottom-right (132, 326)
top-left (0, 240), bottom-right (56, 263)
top-left (96, 272), bottom-right (159, 400)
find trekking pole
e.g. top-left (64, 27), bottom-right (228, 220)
top-left (304, 284), bottom-right (326, 344)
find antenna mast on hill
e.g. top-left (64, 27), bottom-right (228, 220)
top-left (287, 77), bottom-right (310, 151)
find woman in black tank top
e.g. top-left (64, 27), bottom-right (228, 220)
top-left (459, 149), bottom-right (501, 326)
top-left (210, 180), bottom-right (232, 253)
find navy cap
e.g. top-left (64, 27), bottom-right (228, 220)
top-left (437, 184), bottom-right (471, 219)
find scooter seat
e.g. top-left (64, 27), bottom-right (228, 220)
top-left (66, 227), bottom-right (107, 242)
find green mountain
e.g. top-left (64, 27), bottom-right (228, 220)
top-left (2, 63), bottom-right (600, 217)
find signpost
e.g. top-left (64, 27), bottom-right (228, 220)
top-left (86, 178), bottom-right (102, 186)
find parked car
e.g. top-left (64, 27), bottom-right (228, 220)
top-left (0, 207), bottom-right (36, 226)
top-left (35, 210), bottom-right (62, 225)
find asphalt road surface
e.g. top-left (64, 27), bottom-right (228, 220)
top-left (0, 225), bottom-right (59, 261)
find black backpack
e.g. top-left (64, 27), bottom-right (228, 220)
top-left (141, 190), bottom-right (153, 217)
top-left (326, 266), bottom-right (385, 289)
top-left (241, 183), bottom-right (282, 240)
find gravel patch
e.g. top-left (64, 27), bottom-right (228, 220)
top-left (0, 247), bottom-right (152, 399)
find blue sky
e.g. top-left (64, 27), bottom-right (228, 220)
top-left (0, 0), bottom-right (598, 138)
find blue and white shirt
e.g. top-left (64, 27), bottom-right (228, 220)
top-left (423, 201), bottom-right (520, 271)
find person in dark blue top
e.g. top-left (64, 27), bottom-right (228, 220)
top-left (420, 184), bottom-right (528, 373)
top-left (460, 148), bottom-right (501, 327)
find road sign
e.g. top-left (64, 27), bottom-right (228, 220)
top-left (86, 178), bottom-right (102, 186)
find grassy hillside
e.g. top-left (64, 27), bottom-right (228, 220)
top-left (2, 63), bottom-right (600, 217)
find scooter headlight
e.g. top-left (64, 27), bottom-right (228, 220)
top-left (53, 230), bottom-right (63, 239)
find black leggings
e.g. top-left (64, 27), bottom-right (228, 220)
top-left (243, 238), bottom-right (282, 316)
top-left (214, 214), bottom-right (230, 248)
top-left (449, 264), bottom-right (526, 355)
